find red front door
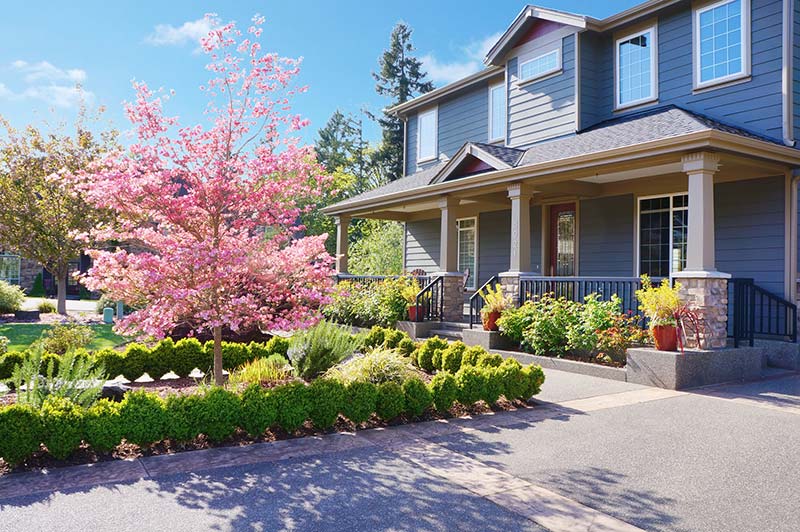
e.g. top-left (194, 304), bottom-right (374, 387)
top-left (549, 203), bottom-right (576, 276)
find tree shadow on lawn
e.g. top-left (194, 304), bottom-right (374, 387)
top-left (0, 447), bottom-right (546, 531)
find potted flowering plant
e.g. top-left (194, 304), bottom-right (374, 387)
top-left (401, 279), bottom-right (423, 321)
top-left (479, 283), bottom-right (511, 331)
top-left (635, 275), bottom-right (683, 351)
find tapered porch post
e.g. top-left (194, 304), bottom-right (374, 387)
top-left (334, 215), bottom-right (350, 274)
top-left (672, 152), bottom-right (730, 349)
top-left (435, 196), bottom-right (465, 322)
top-left (500, 183), bottom-right (536, 306)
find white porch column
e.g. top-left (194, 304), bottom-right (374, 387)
top-left (673, 152), bottom-right (730, 349)
top-left (334, 215), bottom-right (350, 274)
top-left (500, 183), bottom-right (536, 306)
top-left (438, 196), bottom-right (459, 273)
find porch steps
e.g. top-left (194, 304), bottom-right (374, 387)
top-left (426, 321), bottom-right (470, 341)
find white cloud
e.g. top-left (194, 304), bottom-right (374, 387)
top-left (0, 60), bottom-right (93, 109)
top-left (11, 60), bottom-right (87, 84)
top-left (145, 17), bottom-right (218, 46)
top-left (421, 32), bottom-right (503, 85)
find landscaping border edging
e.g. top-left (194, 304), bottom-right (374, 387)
top-left (491, 349), bottom-right (627, 382)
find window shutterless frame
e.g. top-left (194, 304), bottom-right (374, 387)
top-left (634, 192), bottom-right (689, 279)
top-left (416, 106), bottom-right (438, 164)
top-left (456, 217), bottom-right (478, 290)
top-left (488, 82), bottom-right (506, 143)
top-left (693, 0), bottom-right (750, 90)
top-left (517, 48), bottom-right (561, 84)
top-left (614, 24), bottom-right (658, 110)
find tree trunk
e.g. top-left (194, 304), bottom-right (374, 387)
top-left (56, 274), bottom-right (68, 315)
top-left (213, 325), bottom-right (224, 386)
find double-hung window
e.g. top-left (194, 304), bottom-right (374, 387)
top-left (694, 0), bottom-right (749, 89)
top-left (638, 194), bottom-right (688, 278)
top-left (457, 218), bottom-right (477, 290)
top-left (615, 25), bottom-right (657, 109)
top-left (518, 49), bottom-right (560, 83)
top-left (0, 253), bottom-right (21, 285)
top-left (416, 107), bottom-right (438, 163)
top-left (488, 82), bottom-right (506, 143)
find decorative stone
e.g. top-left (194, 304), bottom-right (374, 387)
top-left (188, 368), bottom-right (205, 379)
top-left (673, 272), bottom-right (730, 350)
top-left (134, 373), bottom-right (154, 383)
top-left (100, 382), bottom-right (131, 402)
top-left (110, 375), bottom-right (131, 384)
top-left (160, 371), bottom-right (180, 380)
top-left (434, 273), bottom-right (465, 322)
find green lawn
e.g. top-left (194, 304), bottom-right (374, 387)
top-left (0, 323), bottom-right (129, 352)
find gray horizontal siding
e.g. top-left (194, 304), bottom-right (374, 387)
top-left (794, 0), bottom-right (800, 142)
top-left (478, 210), bottom-right (510, 286)
top-left (404, 219), bottom-right (439, 274)
top-left (579, 195), bottom-right (635, 277)
top-left (579, 31), bottom-right (610, 130)
top-left (508, 32), bottom-right (577, 148)
top-left (591, 0), bottom-right (784, 140)
top-left (715, 176), bottom-right (785, 296)
top-left (404, 115), bottom-right (417, 177)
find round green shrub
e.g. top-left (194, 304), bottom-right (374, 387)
top-left (149, 338), bottom-right (176, 378)
top-left (429, 372), bottom-right (458, 412)
top-left (239, 384), bottom-right (278, 437)
top-left (84, 399), bottom-right (124, 452)
top-left (363, 326), bottom-right (386, 350)
top-left (402, 377), bottom-right (432, 418)
top-left (0, 280), bottom-right (25, 314)
top-left (0, 404), bottom-right (43, 464)
top-left (222, 342), bottom-right (249, 370)
top-left (521, 365), bottom-right (546, 398)
top-left (40, 396), bottom-right (85, 460)
top-left (164, 394), bottom-right (202, 441)
top-left (384, 329), bottom-right (406, 349)
top-left (307, 378), bottom-right (346, 429)
top-left (431, 349), bottom-right (444, 371)
top-left (342, 381), bottom-right (378, 424)
top-left (441, 341), bottom-right (467, 373)
top-left (273, 381), bottom-right (310, 432)
top-left (0, 352), bottom-right (25, 380)
top-left (482, 368), bottom-right (504, 405)
top-left (455, 366), bottom-right (485, 406)
top-left (93, 349), bottom-right (125, 379)
top-left (265, 336), bottom-right (289, 357)
top-left (416, 337), bottom-right (447, 371)
top-left (39, 352), bottom-right (62, 375)
top-left (461, 346), bottom-right (487, 367)
top-left (121, 343), bottom-right (152, 381)
top-left (119, 391), bottom-right (167, 446)
top-left (495, 359), bottom-right (527, 400)
top-left (376, 381), bottom-right (405, 420)
top-left (397, 337), bottom-right (416, 357)
top-left (247, 341), bottom-right (271, 361)
top-left (173, 338), bottom-right (207, 377)
top-left (194, 387), bottom-right (242, 442)
top-left (476, 352), bottom-right (503, 368)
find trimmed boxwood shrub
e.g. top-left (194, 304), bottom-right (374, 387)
top-left (482, 368), bottom-right (504, 405)
top-left (441, 342), bottom-right (467, 373)
top-left (495, 359), bottom-right (527, 400)
top-left (476, 352), bottom-right (503, 369)
top-left (94, 349), bottom-right (126, 379)
top-left (402, 377), bottom-right (432, 418)
top-left (342, 381), bottom-right (378, 424)
top-left (429, 372), bottom-right (458, 412)
top-left (194, 388), bottom-right (242, 442)
top-left (0, 404), bottom-right (43, 464)
top-left (415, 337), bottom-right (447, 372)
top-left (121, 343), bottom-right (152, 381)
top-left (0, 351), bottom-right (24, 380)
top-left (273, 381), bottom-right (310, 432)
top-left (84, 399), bottom-right (125, 452)
top-left (165, 394), bottom-right (203, 442)
top-left (173, 338), bottom-right (207, 376)
top-left (522, 365), bottom-right (546, 398)
top-left (308, 378), bottom-right (345, 429)
top-left (239, 384), bottom-right (277, 437)
top-left (149, 339), bottom-right (176, 379)
top-left (460, 346), bottom-right (487, 368)
top-left (375, 381), bottom-right (405, 420)
top-left (119, 391), bottom-right (168, 446)
top-left (455, 366), bottom-right (485, 406)
top-left (41, 396), bottom-right (85, 460)
top-left (265, 336), bottom-right (289, 357)
top-left (397, 337), bottom-right (416, 357)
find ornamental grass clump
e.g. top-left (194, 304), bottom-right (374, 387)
top-left (229, 354), bottom-right (292, 388)
top-left (636, 275), bottom-right (682, 327)
top-left (288, 321), bottom-right (361, 380)
top-left (326, 348), bottom-right (418, 385)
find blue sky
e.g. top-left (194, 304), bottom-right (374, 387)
top-left (0, 1), bottom-right (641, 146)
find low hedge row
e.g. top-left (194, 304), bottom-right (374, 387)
top-left (0, 358), bottom-right (545, 465)
top-left (0, 336), bottom-right (290, 381)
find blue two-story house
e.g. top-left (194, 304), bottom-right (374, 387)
top-left (324, 0), bottom-right (800, 348)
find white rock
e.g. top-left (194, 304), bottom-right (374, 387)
top-left (134, 373), bottom-right (154, 383)
top-left (188, 368), bottom-right (205, 379)
top-left (110, 375), bottom-right (131, 384)
top-left (160, 371), bottom-right (180, 380)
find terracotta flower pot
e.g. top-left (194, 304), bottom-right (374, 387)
top-left (652, 324), bottom-right (678, 351)
top-left (407, 304), bottom-right (420, 322)
top-left (482, 310), bottom-right (501, 331)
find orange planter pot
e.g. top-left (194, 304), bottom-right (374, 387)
top-left (482, 310), bottom-right (501, 331)
top-left (652, 324), bottom-right (678, 352)
top-left (408, 305), bottom-right (421, 322)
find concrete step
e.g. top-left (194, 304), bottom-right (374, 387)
top-left (428, 329), bottom-right (463, 340)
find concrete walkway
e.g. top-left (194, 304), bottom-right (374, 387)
top-left (1, 369), bottom-right (798, 531)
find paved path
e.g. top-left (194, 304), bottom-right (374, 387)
top-left (21, 297), bottom-right (98, 314)
top-left (1, 369), bottom-right (799, 531)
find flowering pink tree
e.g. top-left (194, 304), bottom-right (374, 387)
top-left (78, 14), bottom-right (333, 384)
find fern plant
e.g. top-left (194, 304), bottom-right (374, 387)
top-left (10, 348), bottom-right (106, 408)
top-left (288, 321), bottom-right (361, 380)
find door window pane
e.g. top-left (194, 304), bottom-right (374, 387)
top-left (457, 219), bottom-right (476, 289)
top-left (556, 211), bottom-right (575, 276)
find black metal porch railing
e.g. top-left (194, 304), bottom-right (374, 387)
top-left (414, 276), bottom-right (444, 322)
top-left (334, 274), bottom-right (431, 286)
top-left (519, 276), bottom-right (644, 317)
top-left (469, 275), bottom-right (498, 329)
top-left (728, 278), bottom-right (798, 347)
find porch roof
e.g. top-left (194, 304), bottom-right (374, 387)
top-left (323, 105), bottom-right (800, 216)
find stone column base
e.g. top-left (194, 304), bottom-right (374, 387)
top-left (433, 272), bottom-right (465, 322)
top-left (672, 270), bottom-right (730, 349)
top-left (498, 272), bottom-right (539, 308)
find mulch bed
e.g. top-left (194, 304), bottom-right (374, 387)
top-left (0, 397), bottom-right (531, 477)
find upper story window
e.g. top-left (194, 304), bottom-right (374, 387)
top-left (488, 82), bottom-right (506, 143)
top-left (694, 0), bottom-right (750, 89)
top-left (417, 107), bottom-right (438, 163)
top-left (518, 49), bottom-right (560, 83)
top-left (615, 25), bottom-right (658, 109)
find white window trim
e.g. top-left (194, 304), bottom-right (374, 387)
top-left (416, 106), bottom-right (438, 164)
top-left (0, 253), bottom-right (21, 285)
top-left (488, 82), bottom-right (506, 144)
top-left (634, 192), bottom-right (689, 279)
top-left (614, 24), bottom-right (659, 111)
top-left (517, 48), bottom-right (562, 85)
top-left (456, 216), bottom-right (478, 290)
top-left (693, 0), bottom-right (751, 91)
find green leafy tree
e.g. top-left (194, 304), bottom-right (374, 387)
top-left (348, 220), bottom-right (403, 276)
top-left (0, 108), bottom-right (116, 314)
top-left (372, 22), bottom-right (434, 181)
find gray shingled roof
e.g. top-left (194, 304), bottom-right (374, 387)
top-left (327, 105), bottom-right (791, 211)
